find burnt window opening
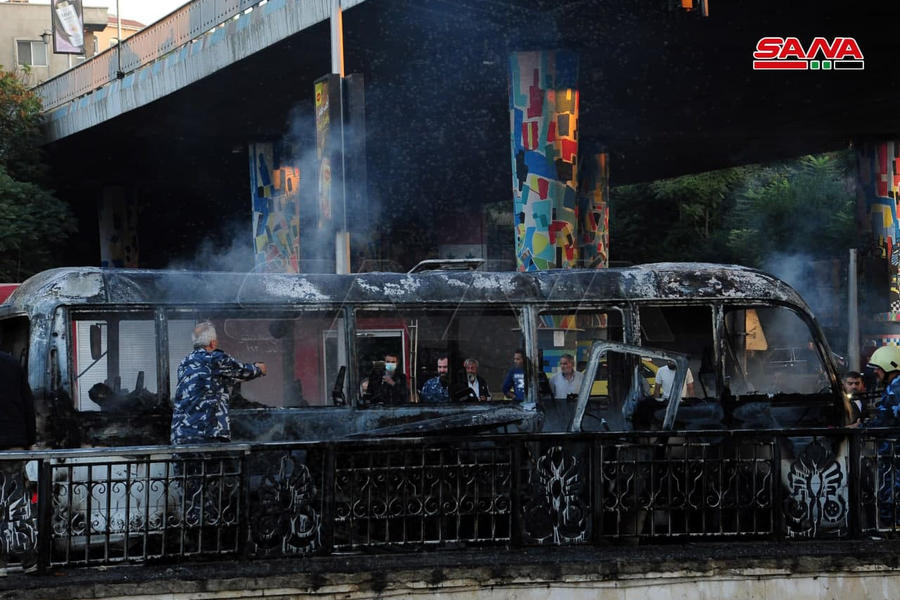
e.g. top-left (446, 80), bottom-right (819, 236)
top-left (639, 305), bottom-right (716, 401)
top-left (537, 308), bottom-right (624, 399)
top-left (724, 306), bottom-right (827, 396)
top-left (355, 307), bottom-right (523, 405)
top-left (166, 309), bottom-right (346, 409)
top-left (72, 311), bottom-right (158, 412)
top-left (0, 315), bottom-right (29, 369)
top-left (723, 305), bottom-right (839, 428)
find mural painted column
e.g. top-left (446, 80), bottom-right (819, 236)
top-left (578, 151), bottom-right (610, 269)
top-left (249, 142), bottom-right (301, 273)
top-left (509, 50), bottom-right (580, 271)
top-left (315, 74), bottom-right (343, 272)
top-left (858, 141), bottom-right (900, 351)
top-left (98, 186), bottom-right (138, 267)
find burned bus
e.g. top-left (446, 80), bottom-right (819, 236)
top-left (1, 263), bottom-right (882, 570)
top-left (0, 263), bottom-right (848, 447)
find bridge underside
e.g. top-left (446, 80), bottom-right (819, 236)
top-left (40, 0), bottom-right (900, 269)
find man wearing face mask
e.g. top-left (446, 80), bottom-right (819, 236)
top-left (421, 356), bottom-right (451, 403)
top-left (365, 352), bottom-right (409, 404)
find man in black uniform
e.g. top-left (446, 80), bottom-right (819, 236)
top-left (0, 350), bottom-right (35, 450)
top-left (0, 350), bottom-right (37, 571)
top-left (364, 353), bottom-right (409, 404)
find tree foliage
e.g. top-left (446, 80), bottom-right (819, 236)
top-left (725, 153), bottom-right (859, 266)
top-left (610, 151), bottom-right (859, 268)
top-left (0, 68), bottom-right (75, 281)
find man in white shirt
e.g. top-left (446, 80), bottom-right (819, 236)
top-left (461, 358), bottom-right (491, 401)
top-left (654, 361), bottom-right (694, 399)
top-left (549, 353), bottom-right (584, 399)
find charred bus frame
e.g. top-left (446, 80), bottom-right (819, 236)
top-left (0, 263), bottom-right (848, 446)
top-left (1, 263), bottom-right (889, 573)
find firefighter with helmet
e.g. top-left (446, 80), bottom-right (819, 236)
top-left (867, 344), bottom-right (900, 428)
top-left (865, 344), bottom-right (900, 526)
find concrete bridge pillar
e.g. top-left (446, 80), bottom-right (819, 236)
top-left (98, 185), bottom-right (138, 268)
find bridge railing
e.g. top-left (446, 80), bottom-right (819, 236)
top-left (0, 428), bottom-right (896, 571)
top-left (35, 0), bottom-right (260, 112)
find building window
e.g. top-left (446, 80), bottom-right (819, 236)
top-left (16, 40), bottom-right (48, 67)
top-left (109, 37), bottom-right (119, 48)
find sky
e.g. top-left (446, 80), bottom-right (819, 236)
top-left (31, 0), bottom-right (191, 27)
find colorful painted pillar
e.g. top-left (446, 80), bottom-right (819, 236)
top-left (314, 74), bottom-right (344, 271)
top-left (509, 50), bottom-right (580, 271)
top-left (859, 142), bottom-right (900, 317)
top-left (578, 151), bottom-right (610, 269)
top-left (857, 141), bottom-right (900, 357)
top-left (249, 142), bottom-right (301, 273)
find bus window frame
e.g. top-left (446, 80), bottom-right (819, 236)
top-left (163, 305), bottom-right (353, 410)
top-left (720, 300), bottom-right (842, 400)
top-left (571, 340), bottom-right (690, 432)
top-left (353, 303), bottom-right (529, 406)
top-left (66, 306), bottom-right (162, 412)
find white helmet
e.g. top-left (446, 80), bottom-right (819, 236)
top-left (868, 344), bottom-right (900, 373)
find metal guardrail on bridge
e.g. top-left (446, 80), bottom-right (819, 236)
top-left (35, 0), bottom-right (261, 112)
top-left (1, 428), bottom-right (899, 572)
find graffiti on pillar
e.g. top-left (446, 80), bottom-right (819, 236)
top-left (98, 187), bottom-right (138, 268)
top-left (315, 76), bottom-right (337, 229)
top-left (249, 142), bottom-right (301, 273)
top-left (578, 152), bottom-right (610, 269)
top-left (859, 142), bottom-right (900, 316)
top-left (509, 50), bottom-right (580, 271)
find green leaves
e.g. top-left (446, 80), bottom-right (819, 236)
top-left (610, 152), bottom-right (859, 268)
top-left (727, 152), bottom-right (859, 266)
top-left (0, 68), bottom-right (75, 280)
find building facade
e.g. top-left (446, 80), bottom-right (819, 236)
top-left (93, 14), bottom-right (144, 56)
top-left (0, 0), bottom-right (108, 86)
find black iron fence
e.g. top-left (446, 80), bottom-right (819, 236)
top-left (2, 428), bottom-right (900, 571)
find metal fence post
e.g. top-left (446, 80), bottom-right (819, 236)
top-left (772, 437), bottom-right (784, 540)
top-left (36, 459), bottom-right (52, 572)
top-left (239, 450), bottom-right (250, 558)
top-left (591, 438), bottom-right (603, 544)
top-left (510, 441), bottom-right (522, 547)
top-left (848, 431), bottom-right (861, 538)
top-left (321, 444), bottom-right (335, 555)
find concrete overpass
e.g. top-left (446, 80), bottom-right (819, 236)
top-left (33, 0), bottom-right (900, 270)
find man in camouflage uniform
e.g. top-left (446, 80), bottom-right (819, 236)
top-left (420, 356), bottom-right (450, 403)
top-left (865, 345), bottom-right (900, 526)
top-left (171, 321), bottom-right (267, 444)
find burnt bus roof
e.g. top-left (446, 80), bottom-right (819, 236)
top-left (0, 263), bottom-right (811, 315)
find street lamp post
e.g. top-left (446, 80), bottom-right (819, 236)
top-left (115, 0), bottom-right (123, 78)
top-left (40, 30), bottom-right (53, 78)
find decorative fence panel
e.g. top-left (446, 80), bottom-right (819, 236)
top-left (0, 429), bottom-right (894, 572)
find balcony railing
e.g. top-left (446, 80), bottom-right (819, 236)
top-left (1, 428), bottom-right (898, 572)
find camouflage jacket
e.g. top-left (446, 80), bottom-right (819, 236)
top-left (171, 348), bottom-right (263, 444)
top-left (867, 374), bottom-right (900, 429)
top-left (421, 376), bottom-right (450, 403)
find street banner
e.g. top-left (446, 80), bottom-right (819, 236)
top-left (50, 0), bottom-right (85, 55)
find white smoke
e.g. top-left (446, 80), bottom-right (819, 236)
top-left (762, 251), bottom-right (844, 330)
top-left (165, 219), bottom-right (255, 273)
